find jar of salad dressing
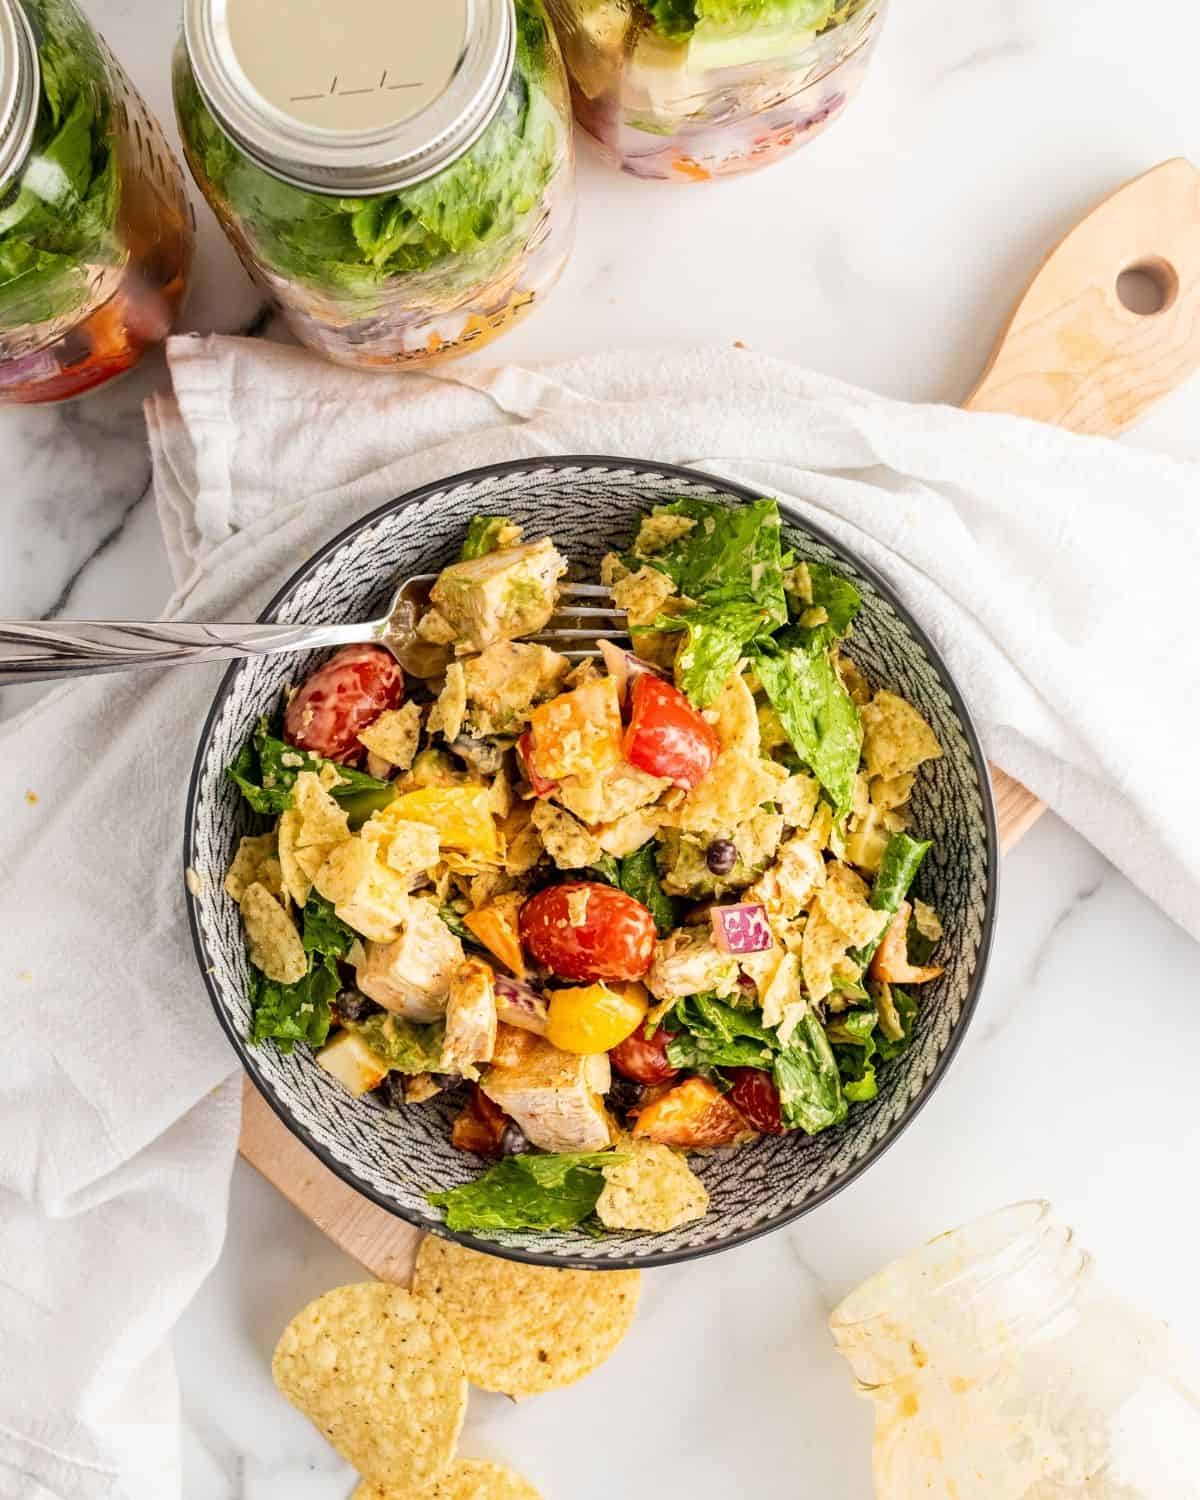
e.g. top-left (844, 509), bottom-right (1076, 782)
top-left (174, 0), bottom-right (575, 370)
top-left (546, 0), bottom-right (885, 180)
top-left (0, 0), bottom-right (192, 404)
top-left (830, 1202), bottom-right (1200, 1498)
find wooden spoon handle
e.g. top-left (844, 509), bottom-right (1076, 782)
top-left (965, 157), bottom-right (1200, 433)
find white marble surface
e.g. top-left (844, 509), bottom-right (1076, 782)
top-left (4, 0), bottom-right (1200, 1495)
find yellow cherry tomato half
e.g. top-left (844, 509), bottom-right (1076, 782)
top-left (545, 981), bottom-right (649, 1055)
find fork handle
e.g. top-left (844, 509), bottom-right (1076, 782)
top-left (0, 619), bottom-right (375, 685)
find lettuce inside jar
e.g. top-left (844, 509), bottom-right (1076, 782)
top-left (174, 0), bottom-right (575, 370)
top-left (0, 0), bottom-right (191, 404)
top-left (547, 0), bottom-right (885, 180)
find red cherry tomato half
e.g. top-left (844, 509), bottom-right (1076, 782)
top-left (726, 1067), bottom-right (784, 1135)
top-left (519, 882), bottom-right (657, 983)
top-left (610, 1024), bottom-right (680, 1085)
top-left (518, 730), bottom-right (559, 798)
top-left (284, 645), bottom-right (404, 765)
top-left (622, 674), bottom-right (721, 790)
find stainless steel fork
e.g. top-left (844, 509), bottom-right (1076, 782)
top-left (0, 574), bottom-right (629, 685)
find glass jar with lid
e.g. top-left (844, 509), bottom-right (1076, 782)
top-left (831, 1201), bottom-right (1200, 1498)
top-left (173, 0), bottom-right (575, 371)
top-left (0, 0), bottom-right (192, 404)
top-left (545, 0), bottom-right (885, 180)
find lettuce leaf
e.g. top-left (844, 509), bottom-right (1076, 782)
top-left (630, 497), bottom-right (787, 621)
top-left (646, 599), bottom-right (777, 708)
top-left (427, 1151), bottom-right (626, 1232)
top-left (227, 716), bottom-right (391, 816)
top-left (666, 995), bottom-right (777, 1071)
top-left (876, 986), bottom-right (919, 1063)
top-left (751, 634), bottom-right (862, 815)
top-left (248, 953), bottom-right (337, 1052)
top-left (617, 842), bottom-right (677, 935)
top-left (0, 0), bottom-right (122, 330)
top-left (871, 833), bottom-right (930, 914)
top-left (301, 893), bottom-right (356, 958)
top-left (772, 1010), bottom-right (847, 1133)
top-left (646, 0), bottom-right (836, 40)
top-left (826, 1007), bottom-right (878, 1103)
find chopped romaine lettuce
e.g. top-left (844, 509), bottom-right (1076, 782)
top-left (751, 633), bottom-right (862, 815)
top-left (826, 1006), bottom-right (878, 1103)
top-left (248, 952), bottom-right (337, 1052)
top-left (427, 1151), bottom-right (626, 1232)
top-left (301, 893), bottom-right (356, 958)
top-left (617, 842), bottom-right (677, 936)
top-left (876, 986), bottom-right (919, 1063)
top-left (646, 599), bottom-right (776, 708)
top-left (871, 832), bottom-right (931, 914)
top-left (629, 497), bottom-right (787, 622)
top-left (772, 1010), bottom-right (847, 1132)
top-left (645, 0), bottom-right (838, 41)
top-left (666, 995), bottom-right (777, 1071)
top-left (227, 716), bottom-right (391, 816)
top-left (0, 0), bottom-right (122, 331)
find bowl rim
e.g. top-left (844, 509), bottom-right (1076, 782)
top-left (184, 455), bottom-right (999, 1271)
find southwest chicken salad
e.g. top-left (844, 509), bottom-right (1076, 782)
top-left (223, 497), bottom-right (945, 1235)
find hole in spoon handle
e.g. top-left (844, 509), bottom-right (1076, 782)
top-left (964, 157), bottom-right (1200, 436)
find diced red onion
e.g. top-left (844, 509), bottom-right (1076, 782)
top-left (598, 640), bottom-right (670, 706)
top-left (494, 974), bottom-right (550, 1035)
top-left (711, 903), bottom-right (773, 955)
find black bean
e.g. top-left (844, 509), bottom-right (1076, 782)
top-left (706, 839), bottom-right (738, 876)
top-left (607, 1076), bottom-right (645, 1116)
top-left (336, 989), bottom-right (382, 1024)
top-left (500, 1122), bottom-right (531, 1156)
top-left (377, 1073), bottom-right (408, 1110)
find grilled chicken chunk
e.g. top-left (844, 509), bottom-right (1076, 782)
top-left (441, 957), bottom-right (498, 1081)
top-left (481, 1026), bottom-right (612, 1153)
top-left (356, 897), bottom-right (463, 1021)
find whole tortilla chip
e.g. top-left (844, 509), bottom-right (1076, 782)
top-left (412, 1237), bottom-right (640, 1397)
top-left (353, 1458), bottom-right (543, 1500)
top-left (271, 1283), bottom-right (466, 1490)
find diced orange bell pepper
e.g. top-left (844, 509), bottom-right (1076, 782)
top-left (632, 1076), bottom-right (746, 1148)
top-left (464, 892), bottom-right (527, 979)
top-left (869, 901), bottom-right (944, 985)
top-left (528, 677), bottom-right (623, 782)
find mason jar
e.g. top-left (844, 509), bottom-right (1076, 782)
top-left (830, 1202), bottom-right (1200, 1497)
top-left (0, 0), bottom-right (192, 404)
top-left (174, 0), bottom-right (575, 371)
top-left (546, 0), bottom-right (885, 180)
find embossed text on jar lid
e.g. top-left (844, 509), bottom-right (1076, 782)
top-left (0, 0), bottom-right (39, 193)
top-left (183, 0), bottom-right (515, 196)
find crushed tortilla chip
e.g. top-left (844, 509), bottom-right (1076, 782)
top-left (240, 880), bottom-right (307, 983)
top-left (870, 771), bottom-right (916, 812)
top-left (292, 772), bottom-right (350, 847)
top-left (777, 773), bottom-right (820, 830)
top-left (224, 831), bottom-right (284, 903)
top-left (678, 749), bottom-right (788, 835)
top-left (412, 1237), bottom-right (640, 1398)
top-left (703, 670), bottom-right (759, 757)
top-left (357, 701), bottom-right (422, 770)
top-left (800, 906), bottom-right (846, 1003)
top-left (272, 1283), bottom-right (466, 1491)
top-left (860, 691), bottom-right (943, 780)
top-left (353, 1459), bottom-right (543, 1500)
top-left (428, 663), bottom-right (468, 744)
top-left (596, 1136), bottom-right (709, 1231)
top-left (817, 863), bottom-right (890, 950)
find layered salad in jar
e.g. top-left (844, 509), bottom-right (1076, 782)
top-left (548, 0), bottom-right (884, 180)
top-left (173, 0), bottom-right (575, 369)
top-left (0, 0), bottom-right (191, 403)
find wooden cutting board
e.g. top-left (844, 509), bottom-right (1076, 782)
top-left (239, 158), bottom-right (1200, 1283)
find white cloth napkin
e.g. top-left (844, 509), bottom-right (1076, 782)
top-left (2, 334), bottom-right (1198, 1500)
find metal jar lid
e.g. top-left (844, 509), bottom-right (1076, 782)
top-left (0, 0), bottom-right (39, 194)
top-left (182, 0), bottom-right (516, 197)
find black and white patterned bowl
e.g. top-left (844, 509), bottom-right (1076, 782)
top-left (185, 458), bottom-right (998, 1269)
